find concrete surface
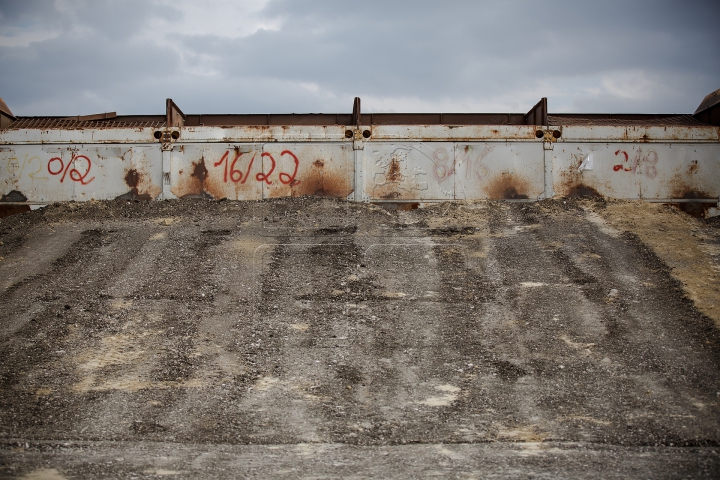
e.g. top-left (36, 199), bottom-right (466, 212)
top-left (0, 197), bottom-right (719, 479)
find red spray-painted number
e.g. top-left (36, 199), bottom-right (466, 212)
top-left (613, 149), bottom-right (658, 178)
top-left (278, 150), bottom-right (299, 185)
top-left (212, 150), bottom-right (299, 185)
top-left (47, 154), bottom-right (95, 185)
top-left (213, 151), bottom-right (256, 184)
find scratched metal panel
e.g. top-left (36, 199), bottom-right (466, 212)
top-left (0, 128), bottom-right (160, 145)
top-left (1, 146), bottom-right (76, 202)
top-left (261, 143), bottom-right (353, 199)
top-left (1, 147), bottom-right (50, 201)
top-left (73, 146), bottom-right (132, 202)
top-left (555, 125), bottom-right (720, 144)
top-left (365, 142), bottom-right (455, 201)
top-left (0, 145), bottom-right (164, 203)
top-left (124, 146), bottom-right (163, 200)
top-left (368, 125), bottom-right (541, 142)
top-left (454, 143), bottom-right (544, 200)
top-left (552, 143), bottom-right (720, 199)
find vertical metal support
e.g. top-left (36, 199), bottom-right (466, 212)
top-left (350, 97), bottom-right (367, 202)
top-left (161, 148), bottom-right (174, 200)
top-left (541, 140), bottom-right (554, 200)
top-left (353, 131), bottom-right (365, 202)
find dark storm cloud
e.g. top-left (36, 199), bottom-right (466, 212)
top-left (172, 0), bottom-right (720, 112)
top-left (0, 0), bottom-right (718, 116)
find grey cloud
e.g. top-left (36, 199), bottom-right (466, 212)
top-left (0, 33), bottom-right (180, 115)
top-left (175, 0), bottom-right (719, 109)
top-left (1, 0), bottom-right (718, 116)
top-left (0, 0), bottom-right (56, 25)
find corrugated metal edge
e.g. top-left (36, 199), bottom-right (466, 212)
top-left (694, 88), bottom-right (720, 115)
top-left (0, 98), bottom-right (15, 119)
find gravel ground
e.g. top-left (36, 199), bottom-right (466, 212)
top-left (0, 197), bottom-right (719, 479)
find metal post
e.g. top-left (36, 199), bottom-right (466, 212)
top-left (541, 139), bottom-right (554, 200)
top-left (353, 131), bottom-right (364, 202)
top-left (161, 148), bottom-right (173, 199)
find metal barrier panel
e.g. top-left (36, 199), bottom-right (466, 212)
top-left (261, 143), bottom-right (354, 199)
top-left (170, 144), bottom-right (263, 200)
top-left (1, 145), bottom-right (162, 202)
top-left (552, 143), bottom-right (720, 199)
top-left (364, 142), bottom-right (455, 201)
top-left (1, 124), bottom-right (719, 205)
top-left (454, 142), bottom-right (544, 200)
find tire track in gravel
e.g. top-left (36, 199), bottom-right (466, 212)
top-left (479, 201), bottom-right (720, 446)
top-left (0, 225), bottom-right (165, 441)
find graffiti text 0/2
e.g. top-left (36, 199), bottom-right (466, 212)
top-left (47, 153), bottom-right (95, 185)
top-left (213, 150), bottom-right (299, 185)
top-left (6, 154), bottom-right (48, 180)
top-left (613, 149), bottom-right (658, 179)
top-left (6, 153), bottom-right (95, 184)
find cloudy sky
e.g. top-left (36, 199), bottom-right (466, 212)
top-left (1, 0), bottom-right (718, 117)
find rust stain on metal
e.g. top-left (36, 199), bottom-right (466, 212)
top-left (371, 202), bottom-right (419, 211)
top-left (556, 156), bottom-right (608, 198)
top-left (0, 190), bottom-right (30, 218)
top-left (116, 168), bottom-right (159, 201)
top-left (486, 174), bottom-right (530, 199)
top-left (688, 160), bottom-right (699, 174)
top-left (1, 190), bottom-right (27, 202)
top-left (566, 184), bottom-right (602, 198)
top-left (386, 158), bottom-right (401, 183)
top-left (276, 170), bottom-right (352, 198)
top-left (192, 158), bottom-right (208, 183)
top-left (0, 204), bottom-right (30, 218)
top-left (264, 156), bottom-right (352, 198)
top-left (124, 168), bottom-right (140, 188)
top-left (380, 191), bottom-right (402, 200)
top-left (668, 185), bottom-right (714, 218)
top-left (177, 157), bottom-right (212, 199)
top-left (172, 157), bottom-right (214, 199)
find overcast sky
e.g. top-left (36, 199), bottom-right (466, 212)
top-left (1, 0), bottom-right (718, 117)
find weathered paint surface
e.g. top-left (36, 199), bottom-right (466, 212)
top-left (553, 143), bottom-right (720, 200)
top-left (1, 124), bottom-right (719, 205)
top-left (1, 145), bottom-right (161, 202)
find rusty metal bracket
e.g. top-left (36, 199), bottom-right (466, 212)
top-left (155, 98), bottom-right (186, 150)
top-left (352, 97), bottom-right (361, 129)
top-left (0, 98), bottom-right (16, 130)
top-left (525, 98), bottom-right (548, 126)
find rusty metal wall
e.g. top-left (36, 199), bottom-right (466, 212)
top-left (551, 143), bottom-right (720, 200)
top-left (1, 124), bottom-right (719, 207)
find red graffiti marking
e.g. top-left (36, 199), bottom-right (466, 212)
top-left (213, 151), bottom-right (256, 184)
top-left (47, 154), bottom-right (95, 185)
top-left (212, 150), bottom-right (300, 185)
top-left (432, 148), bottom-right (452, 181)
top-left (278, 150), bottom-right (299, 185)
top-left (613, 149), bottom-right (658, 179)
top-left (256, 153), bottom-right (276, 184)
top-left (468, 148), bottom-right (491, 180)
